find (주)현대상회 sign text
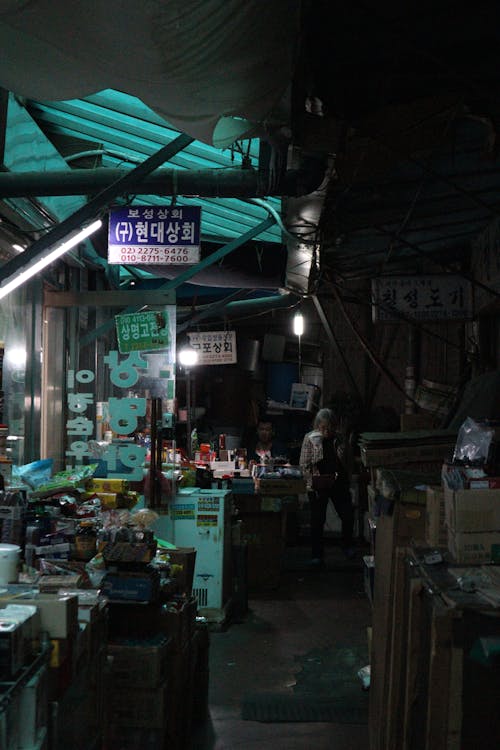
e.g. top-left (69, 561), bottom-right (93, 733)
top-left (108, 205), bottom-right (201, 265)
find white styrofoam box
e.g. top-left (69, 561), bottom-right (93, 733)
top-left (289, 383), bottom-right (319, 411)
top-left (209, 461), bottom-right (235, 473)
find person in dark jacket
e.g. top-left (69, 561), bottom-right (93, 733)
top-left (246, 419), bottom-right (287, 463)
top-left (299, 408), bottom-right (355, 565)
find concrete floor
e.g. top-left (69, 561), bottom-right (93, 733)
top-left (193, 542), bottom-right (371, 749)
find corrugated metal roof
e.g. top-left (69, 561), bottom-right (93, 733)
top-left (25, 89), bottom-right (283, 246)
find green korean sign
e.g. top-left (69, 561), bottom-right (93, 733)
top-left (115, 310), bottom-right (170, 353)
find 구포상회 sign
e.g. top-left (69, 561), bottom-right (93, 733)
top-left (187, 331), bottom-right (237, 365)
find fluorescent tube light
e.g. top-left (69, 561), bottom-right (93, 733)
top-left (293, 312), bottom-right (304, 337)
top-left (0, 219), bottom-right (103, 302)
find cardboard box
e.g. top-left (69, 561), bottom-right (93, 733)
top-left (255, 478), bottom-right (307, 495)
top-left (468, 477), bottom-right (500, 489)
top-left (101, 570), bottom-right (160, 603)
top-left (375, 471), bottom-right (429, 506)
top-left (38, 574), bottom-right (82, 592)
top-left (1, 593), bottom-right (79, 639)
top-left (394, 502), bottom-right (426, 540)
top-left (399, 413), bottom-right (438, 431)
top-left (56, 588), bottom-right (103, 624)
top-left (166, 547), bottom-right (196, 594)
top-left (49, 637), bottom-right (71, 668)
top-left (361, 442), bottom-right (455, 467)
top-left (425, 485), bottom-right (447, 546)
top-left (87, 477), bottom-right (129, 493)
top-left (160, 596), bottom-right (197, 652)
top-left (447, 528), bottom-right (500, 564)
top-left (98, 540), bottom-right (157, 563)
top-left (107, 679), bottom-right (169, 728)
top-left (209, 460), bottom-right (235, 473)
top-left (444, 485), bottom-right (500, 532)
top-left (108, 635), bottom-right (170, 687)
top-left (106, 725), bottom-right (167, 750)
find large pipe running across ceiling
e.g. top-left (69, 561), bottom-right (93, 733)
top-left (0, 159), bottom-right (326, 199)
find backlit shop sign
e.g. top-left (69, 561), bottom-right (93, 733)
top-left (108, 205), bottom-right (201, 265)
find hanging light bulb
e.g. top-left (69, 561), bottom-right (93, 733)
top-left (293, 312), bottom-right (304, 337)
top-left (178, 345), bottom-right (199, 368)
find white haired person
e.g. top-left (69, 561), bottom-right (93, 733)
top-left (299, 408), bottom-right (355, 566)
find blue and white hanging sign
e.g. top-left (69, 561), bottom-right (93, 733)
top-left (108, 205), bottom-right (201, 265)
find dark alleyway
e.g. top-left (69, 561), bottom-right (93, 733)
top-left (194, 542), bottom-right (371, 749)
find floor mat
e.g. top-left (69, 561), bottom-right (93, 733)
top-left (241, 693), bottom-right (367, 723)
top-left (241, 644), bottom-right (369, 723)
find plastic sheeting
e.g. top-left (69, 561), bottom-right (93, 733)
top-left (0, 0), bottom-right (299, 147)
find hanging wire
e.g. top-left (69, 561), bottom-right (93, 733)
top-left (322, 273), bottom-right (461, 350)
top-left (330, 284), bottom-right (422, 409)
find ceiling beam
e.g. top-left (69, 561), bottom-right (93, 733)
top-left (0, 132), bottom-right (194, 284)
top-left (79, 215), bottom-right (276, 346)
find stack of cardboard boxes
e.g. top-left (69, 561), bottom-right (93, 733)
top-left (0, 589), bottom-right (107, 750)
top-left (442, 473), bottom-right (500, 564)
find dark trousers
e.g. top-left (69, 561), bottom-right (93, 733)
top-left (310, 482), bottom-right (354, 559)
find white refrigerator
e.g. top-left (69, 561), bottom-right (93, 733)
top-left (154, 488), bottom-right (232, 616)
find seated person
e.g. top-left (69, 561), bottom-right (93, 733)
top-left (246, 419), bottom-right (288, 463)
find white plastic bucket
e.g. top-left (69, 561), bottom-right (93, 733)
top-left (0, 544), bottom-right (21, 584)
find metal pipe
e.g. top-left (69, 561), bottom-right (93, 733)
top-left (0, 132), bottom-right (194, 282)
top-left (0, 159), bottom-right (326, 199)
top-left (177, 291), bottom-right (296, 332)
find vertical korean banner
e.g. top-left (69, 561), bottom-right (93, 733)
top-left (65, 306), bottom-right (176, 479)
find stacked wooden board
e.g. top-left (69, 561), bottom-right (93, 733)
top-left (359, 430), bottom-right (457, 470)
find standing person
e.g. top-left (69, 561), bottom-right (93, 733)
top-left (299, 408), bottom-right (355, 565)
